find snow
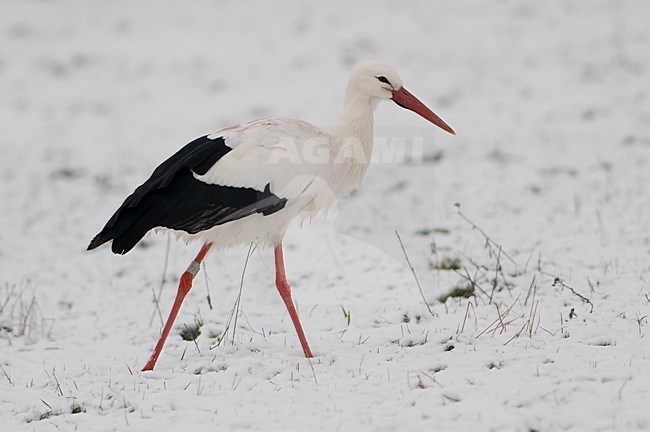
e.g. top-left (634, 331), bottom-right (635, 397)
top-left (1, 0), bottom-right (649, 430)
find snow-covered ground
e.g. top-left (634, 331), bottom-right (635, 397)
top-left (2, 1), bottom-right (649, 430)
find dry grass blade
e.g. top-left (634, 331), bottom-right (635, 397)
top-left (504, 319), bottom-right (530, 345)
top-left (458, 301), bottom-right (477, 334)
top-left (231, 242), bottom-right (254, 345)
top-left (454, 203), bottom-right (517, 266)
top-left (494, 303), bottom-right (506, 334)
top-left (489, 246), bottom-right (502, 303)
top-left (477, 294), bottom-right (520, 337)
top-left (149, 234), bottom-right (171, 327)
top-left (395, 231), bottom-right (435, 317)
top-left (1, 281), bottom-right (51, 343)
top-left (214, 242), bottom-right (254, 348)
top-left (524, 275), bottom-right (537, 306)
top-left (452, 268), bottom-right (490, 300)
top-left (0, 364), bottom-right (12, 384)
top-left (203, 262), bottom-right (213, 310)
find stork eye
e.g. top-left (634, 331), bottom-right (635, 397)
top-left (376, 76), bottom-right (391, 85)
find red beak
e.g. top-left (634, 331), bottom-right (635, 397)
top-left (391, 87), bottom-right (455, 135)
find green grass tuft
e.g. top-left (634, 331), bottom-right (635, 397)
top-left (179, 317), bottom-right (203, 341)
top-left (341, 306), bottom-right (351, 326)
top-left (430, 256), bottom-right (462, 271)
top-left (414, 227), bottom-right (451, 236)
top-left (71, 404), bottom-right (84, 414)
top-left (437, 284), bottom-right (475, 303)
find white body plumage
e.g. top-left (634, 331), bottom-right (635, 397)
top-left (90, 60), bottom-right (454, 254)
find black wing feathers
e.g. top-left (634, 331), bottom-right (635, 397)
top-left (88, 136), bottom-right (287, 255)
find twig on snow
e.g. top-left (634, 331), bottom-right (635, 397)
top-left (553, 277), bottom-right (594, 313)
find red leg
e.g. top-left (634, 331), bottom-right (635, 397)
top-left (142, 242), bottom-right (213, 371)
top-left (274, 244), bottom-right (313, 358)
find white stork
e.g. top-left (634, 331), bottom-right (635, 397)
top-left (88, 60), bottom-right (455, 371)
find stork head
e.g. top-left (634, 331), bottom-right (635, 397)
top-left (349, 60), bottom-right (455, 135)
